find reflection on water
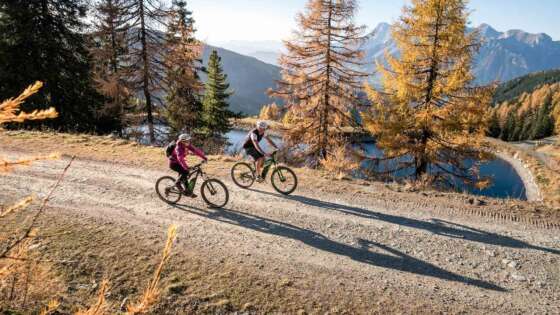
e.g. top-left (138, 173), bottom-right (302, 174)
top-left (225, 129), bottom-right (527, 200)
top-left (356, 141), bottom-right (527, 200)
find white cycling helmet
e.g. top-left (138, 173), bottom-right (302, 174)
top-left (178, 133), bottom-right (192, 142)
top-left (256, 120), bottom-right (268, 129)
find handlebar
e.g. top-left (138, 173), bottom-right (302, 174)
top-left (190, 159), bottom-right (207, 169)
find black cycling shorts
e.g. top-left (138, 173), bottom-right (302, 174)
top-left (245, 146), bottom-right (264, 160)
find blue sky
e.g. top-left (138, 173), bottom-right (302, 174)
top-left (183, 0), bottom-right (560, 42)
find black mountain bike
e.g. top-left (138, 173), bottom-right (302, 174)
top-left (231, 151), bottom-right (297, 195)
top-left (156, 161), bottom-right (229, 208)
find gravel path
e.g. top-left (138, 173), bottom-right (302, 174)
top-left (2, 153), bottom-right (560, 313)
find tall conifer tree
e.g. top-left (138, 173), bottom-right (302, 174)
top-left (124, 0), bottom-right (167, 143)
top-left (201, 50), bottom-right (234, 140)
top-left (362, 0), bottom-right (494, 187)
top-left (91, 0), bottom-right (132, 135)
top-left (271, 0), bottom-right (368, 162)
top-left (0, 0), bottom-right (100, 131)
top-left (164, 0), bottom-right (204, 140)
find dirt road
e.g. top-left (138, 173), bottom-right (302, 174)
top-left (2, 151), bottom-right (560, 313)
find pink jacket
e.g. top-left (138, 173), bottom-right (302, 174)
top-left (170, 141), bottom-right (207, 170)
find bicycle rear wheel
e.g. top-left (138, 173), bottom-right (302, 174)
top-left (271, 166), bottom-right (298, 195)
top-left (231, 162), bottom-right (255, 188)
top-left (156, 176), bottom-right (182, 204)
top-left (201, 178), bottom-right (229, 208)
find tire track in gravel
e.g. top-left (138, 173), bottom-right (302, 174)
top-left (2, 153), bottom-right (560, 313)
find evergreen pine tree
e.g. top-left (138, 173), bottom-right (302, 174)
top-left (362, 0), bottom-right (494, 187)
top-left (91, 0), bottom-right (132, 135)
top-left (201, 50), bottom-right (234, 140)
top-left (531, 99), bottom-right (554, 139)
top-left (271, 0), bottom-right (368, 162)
top-left (164, 0), bottom-right (204, 141)
top-left (0, 0), bottom-right (101, 131)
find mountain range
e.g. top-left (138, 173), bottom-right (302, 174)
top-left (203, 23), bottom-right (560, 114)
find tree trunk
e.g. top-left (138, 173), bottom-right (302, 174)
top-left (320, 0), bottom-right (333, 160)
top-left (109, 0), bottom-right (124, 136)
top-left (416, 0), bottom-right (443, 178)
top-left (416, 130), bottom-right (429, 178)
top-left (139, 0), bottom-right (155, 143)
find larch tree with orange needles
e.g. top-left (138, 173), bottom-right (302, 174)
top-left (91, 0), bottom-right (134, 135)
top-left (362, 0), bottom-right (494, 188)
top-left (271, 0), bottom-right (368, 163)
top-left (163, 0), bottom-right (205, 141)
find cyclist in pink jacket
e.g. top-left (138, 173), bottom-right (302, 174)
top-left (169, 133), bottom-right (207, 197)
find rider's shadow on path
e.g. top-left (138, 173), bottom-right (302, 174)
top-left (173, 203), bottom-right (506, 292)
top-left (248, 188), bottom-right (560, 256)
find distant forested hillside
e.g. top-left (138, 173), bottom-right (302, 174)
top-left (493, 69), bottom-right (560, 104)
top-left (489, 70), bottom-right (560, 141)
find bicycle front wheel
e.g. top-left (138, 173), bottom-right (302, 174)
top-left (155, 176), bottom-right (182, 204)
top-left (271, 166), bottom-right (298, 195)
top-left (231, 162), bottom-right (255, 188)
top-left (201, 178), bottom-right (229, 208)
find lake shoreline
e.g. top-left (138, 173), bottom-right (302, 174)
top-left (492, 150), bottom-right (541, 202)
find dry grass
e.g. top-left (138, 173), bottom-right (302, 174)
top-left (320, 145), bottom-right (360, 179)
top-left (75, 280), bottom-right (109, 315)
top-left (0, 195), bottom-right (34, 218)
top-left (1, 153), bottom-right (60, 173)
top-left (126, 225), bottom-right (177, 315)
top-left (40, 299), bottom-right (61, 315)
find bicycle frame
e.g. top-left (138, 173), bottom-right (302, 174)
top-left (261, 154), bottom-right (278, 178)
top-left (251, 151), bottom-right (279, 178)
top-left (178, 163), bottom-right (208, 192)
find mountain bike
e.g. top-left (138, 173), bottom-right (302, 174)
top-left (156, 161), bottom-right (229, 208)
top-left (231, 151), bottom-right (297, 195)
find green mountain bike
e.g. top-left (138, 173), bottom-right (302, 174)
top-left (156, 161), bottom-right (229, 208)
top-left (231, 151), bottom-right (297, 195)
